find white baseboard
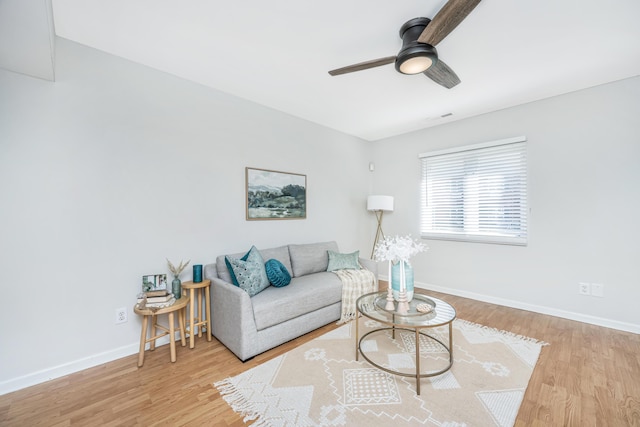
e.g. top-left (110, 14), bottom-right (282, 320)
top-left (3, 281), bottom-right (638, 397)
top-left (0, 336), bottom-right (172, 396)
top-left (412, 281), bottom-right (640, 334)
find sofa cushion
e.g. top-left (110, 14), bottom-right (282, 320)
top-left (225, 246), bottom-right (270, 296)
top-left (257, 245), bottom-right (293, 274)
top-left (216, 245), bottom-right (292, 284)
top-left (251, 272), bottom-right (343, 331)
top-left (327, 250), bottom-right (361, 271)
top-left (265, 259), bottom-right (291, 287)
top-left (288, 241), bottom-right (339, 277)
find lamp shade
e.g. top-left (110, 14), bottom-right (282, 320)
top-left (367, 195), bottom-right (394, 212)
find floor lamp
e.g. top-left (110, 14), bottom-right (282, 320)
top-left (367, 195), bottom-right (394, 258)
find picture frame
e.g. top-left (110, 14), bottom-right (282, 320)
top-left (142, 274), bottom-right (167, 292)
top-left (246, 167), bottom-right (307, 220)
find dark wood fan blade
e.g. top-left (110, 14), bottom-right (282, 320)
top-left (418, 0), bottom-right (481, 46)
top-left (423, 59), bottom-right (461, 89)
top-left (328, 56), bottom-right (396, 76)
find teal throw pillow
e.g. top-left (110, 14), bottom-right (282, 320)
top-left (225, 247), bottom-right (252, 287)
top-left (225, 246), bottom-right (270, 296)
top-left (265, 259), bottom-right (291, 287)
top-left (327, 250), bottom-right (361, 271)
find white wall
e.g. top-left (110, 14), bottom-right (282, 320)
top-left (0, 38), bottom-right (374, 393)
top-left (2, 36), bottom-right (637, 396)
top-left (372, 76), bottom-right (640, 332)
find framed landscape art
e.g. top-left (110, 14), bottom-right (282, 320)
top-left (246, 167), bottom-right (307, 220)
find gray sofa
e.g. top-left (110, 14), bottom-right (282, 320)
top-left (204, 241), bottom-right (378, 361)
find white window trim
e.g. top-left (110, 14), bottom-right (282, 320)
top-left (419, 136), bottom-right (528, 246)
top-left (418, 136), bottom-right (527, 159)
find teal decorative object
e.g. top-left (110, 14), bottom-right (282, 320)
top-left (167, 258), bottom-right (189, 299)
top-left (225, 246), bottom-right (270, 296)
top-left (172, 277), bottom-right (182, 299)
top-left (224, 247), bottom-right (253, 287)
top-left (373, 235), bottom-right (427, 313)
top-left (265, 259), bottom-right (291, 287)
top-left (193, 264), bottom-right (203, 283)
top-left (391, 261), bottom-right (414, 302)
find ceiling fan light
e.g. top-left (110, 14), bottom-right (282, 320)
top-left (398, 56), bottom-right (433, 74)
top-left (395, 18), bottom-right (437, 75)
top-left (395, 44), bottom-right (437, 75)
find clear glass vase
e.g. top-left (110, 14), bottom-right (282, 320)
top-left (172, 277), bottom-right (181, 299)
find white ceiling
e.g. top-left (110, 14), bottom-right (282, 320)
top-left (7, 1), bottom-right (640, 141)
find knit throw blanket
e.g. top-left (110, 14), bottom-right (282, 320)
top-left (333, 269), bottom-right (377, 324)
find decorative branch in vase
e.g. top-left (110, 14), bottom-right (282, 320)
top-left (167, 258), bottom-right (190, 299)
top-left (373, 235), bottom-right (427, 314)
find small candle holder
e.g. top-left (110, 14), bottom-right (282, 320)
top-left (385, 285), bottom-right (395, 310)
top-left (397, 288), bottom-right (409, 315)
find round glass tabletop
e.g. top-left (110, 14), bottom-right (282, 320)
top-left (356, 291), bottom-right (456, 328)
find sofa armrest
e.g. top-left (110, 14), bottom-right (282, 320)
top-left (359, 257), bottom-right (377, 274)
top-left (210, 277), bottom-right (258, 361)
top-left (359, 257), bottom-right (379, 289)
top-left (204, 262), bottom-right (218, 280)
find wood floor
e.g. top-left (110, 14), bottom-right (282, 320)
top-left (1, 288), bottom-right (639, 426)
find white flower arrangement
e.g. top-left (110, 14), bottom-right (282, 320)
top-left (374, 235), bottom-right (427, 313)
top-left (373, 234), bottom-right (427, 264)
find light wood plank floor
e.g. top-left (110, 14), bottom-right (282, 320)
top-left (1, 288), bottom-right (639, 426)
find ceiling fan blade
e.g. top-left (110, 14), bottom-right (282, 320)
top-left (328, 56), bottom-right (396, 76)
top-left (423, 59), bottom-right (461, 89)
top-left (418, 0), bottom-right (481, 46)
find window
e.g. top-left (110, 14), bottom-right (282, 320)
top-left (419, 136), bottom-right (528, 245)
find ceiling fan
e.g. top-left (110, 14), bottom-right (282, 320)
top-left (328, 0), bottom-right (481, 89)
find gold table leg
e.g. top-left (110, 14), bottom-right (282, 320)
top-left (355, 314), bottom-right (359, 361)
top-left (415, 328), bottom-right (421, 395)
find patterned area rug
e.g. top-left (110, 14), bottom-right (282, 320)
top-left (214, 318), bottom-right (546, 426)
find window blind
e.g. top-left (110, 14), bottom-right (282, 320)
top-left (419, 136), bottom-right (528, 245)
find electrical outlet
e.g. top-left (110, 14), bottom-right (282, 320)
top-left (115, 307), bottom-right (127, 324)
top-left (578, 282), bottom-right (591, 295)
top-left (591, 283), bottom-right (604, 297)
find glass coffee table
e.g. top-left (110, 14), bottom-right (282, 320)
top-left (355, 291), bottom-right (457, 395)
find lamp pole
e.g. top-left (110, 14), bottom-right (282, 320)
top-left (367, 195), bottom-right (394, 258)
top-left (371, 209), bottom-right (385, 259)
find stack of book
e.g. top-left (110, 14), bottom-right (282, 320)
top-left (137, 289), bottom-right (175, 308)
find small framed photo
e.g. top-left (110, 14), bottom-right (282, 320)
top-left (246, 167), bottom-right (307, 220)
top-left (142, 274), bottom-right (167, 292)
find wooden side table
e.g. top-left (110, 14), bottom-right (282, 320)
top-left (181, 279), bottom-right (212, 349)
top-left (134, 295), bottom-right (189, 367)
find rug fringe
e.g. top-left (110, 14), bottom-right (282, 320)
top-left (214, 379), bottom-right (265, 425)
top-left (457, 318), bottom-right (549, 346)
top-left (336, 312), bottom-right (358, 325)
